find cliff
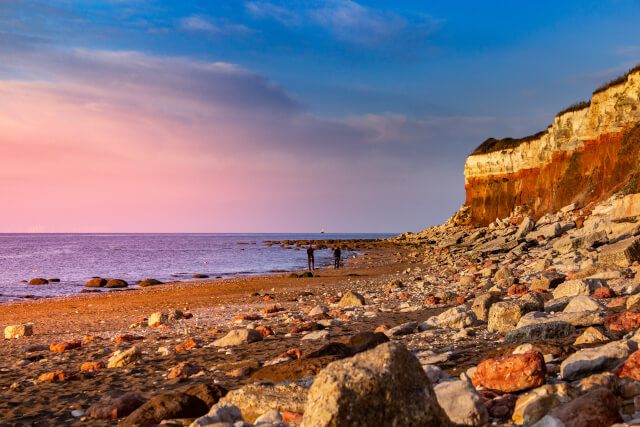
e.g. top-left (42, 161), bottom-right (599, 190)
top-left (463, 65), bottom-right (640, 226)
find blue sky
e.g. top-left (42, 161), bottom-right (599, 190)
top-left (1, 1), bottom-right (639, 232)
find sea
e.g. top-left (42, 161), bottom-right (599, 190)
top-left (0, 233), bottom-right (396, 302)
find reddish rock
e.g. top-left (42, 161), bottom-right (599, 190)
top-left (38, 371), bottom-right (74, 382)
top-left (121, 392), bottom-right (209, 425)
top-left (81, 361), bottom-right (105, 371)
top-left (233, 314), bottom-right (262, 322)
top-left (115, 335), bottom-right (143, 344)
top-left (86, 391), bottom-right (147, 419)
top-left (480, 391), bottom-right (517, 419)
top-left (168, 361), bottom-right (202, 379)
top-left (256, 325), bottom-right (274, 337)
top-left (605, 311), bottom-right (640, 332)
top-left (183, 312), bottom-right (193, 319)
top-left (472, 351), bottom-right (546, 393)
top-left (593, 287), bottom-right (616, 299)
top-left (282, 411), bottom-right (304, 422)
top-left (261, 305), bottom-right (284, 314)
top-left (83, 335), bottom-right (101, 342)
top-left (263, 295), bottom-right (274, 301)
top-left (324, 297), bottom-right (340, 303)
top-left (614, 350), bottom-right (640, 381)
top-left (290, 322), bottom-right (323, 334)
top-left (550, 387), bottom-right (622, 427)
top-left (456, 296), bottom-right (466, 304)
top-left (50, 340), bottom-right (82, 353)
top-left (508, 284), bottom-right (528, 296)
top-left (424, 296), bottom-right (444, 305)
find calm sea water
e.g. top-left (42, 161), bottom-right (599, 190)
top-left (0, 233), bottom-right (395, 301)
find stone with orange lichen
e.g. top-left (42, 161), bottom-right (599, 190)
top-left (175, 339), bottom-right (200, 352)
top-left (256, 325), bottom-right (274, 336)
top-left (83, 335), bottom-right (101, 342)
top-left (261, 304), bottom-right (284, 314)
top-left (168, 361), bottom-right (201, 379)
top-left (115, 334), bottom-right (143, 344)
top-left (81, 361), bottom-right (105, 371)
top-left (471, 351), bottom-right (546, 393)
top-left (39, 371), bottom-right (74, 382)
top-left (605, 311), bottom-right (640, 332)
top-left (290, 322), bottom-right (323, 334)
top-left (50, 340), bottom-right (82, 353)
top-left (282, 411), bottom-right (303, 422)
top-left (614, 350), bottom-right (640, 381)
top-left (233, 314), bottom-right (262, 323)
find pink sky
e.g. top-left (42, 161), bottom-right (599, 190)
top-left (0, 49), bottom-right (479, 232)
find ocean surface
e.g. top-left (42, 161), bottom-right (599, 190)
top-left (0, 233), bottom-right (395, 302)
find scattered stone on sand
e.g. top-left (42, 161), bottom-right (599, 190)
top-left (86, 391), bottom-right (147, 419)
top-left (337, 291), bottom-right (366, 307)
top-left (4, 324), bottom-right (33, 339)
top-left (213, 329), bottom-right (263, 347)
top-left (85, 278), bottom-right (107, 287)
top-left (107, 346), bottom-right (142, 368)
top-left (105, 279), bottom-right (128, 288)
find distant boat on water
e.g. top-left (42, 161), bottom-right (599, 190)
top-left (320, 229), bottom-right (325, 234)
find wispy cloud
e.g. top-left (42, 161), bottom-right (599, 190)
top-left (245, 0), bottom-right (441, 48)
top-left (179, 15), bottom-right (252, 36)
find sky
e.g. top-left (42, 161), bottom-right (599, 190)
top-left (1, 1), bottom-right (639, 233)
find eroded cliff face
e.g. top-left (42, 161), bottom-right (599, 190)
top-left (464, 70), bottom-right (640, 226)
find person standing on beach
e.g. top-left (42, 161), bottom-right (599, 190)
top-left (307, 244), bottom-right (315, 271)
top-left (333, 246), bottom-right (341, 269)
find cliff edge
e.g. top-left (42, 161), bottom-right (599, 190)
top-left (463, 65), bottom-right (640, 226)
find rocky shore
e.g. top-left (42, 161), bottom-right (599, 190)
top-left (6, 194), bottom-right (640, 425)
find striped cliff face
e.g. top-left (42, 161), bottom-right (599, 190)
top-left (462, 70), bottom-right (640, 226)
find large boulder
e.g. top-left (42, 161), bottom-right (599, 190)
top-left (549, 387), bottom-right (622, 427)
top-left (213, 329), bottom-right (263, 347)
top-left (552, 279), bottom-right (605, 299)
top-left (504, 321), bottom-right (576, 344)
top-left (560, 340), bottom-right (632, 380)
top-left (85, 278), bottom-right (107, 288)
top-left (605, 311), bottom-right (640, 332)
top-left (28, 278), bottom-right (48, 285)
top-left (472, 293), bottom-right (499, 322)
top-left (562, 295), bottom-right (604, 313)
top-left (424, 306), bottom-right (476, 329)
top-left (434, 380), bottom-right (488, 426)
top-left (517, 311), bottom-right (605, 328)
top-left (301, 342), bottom-right (451, 426)
top-left (598, 236), bottom-right (640, 267)
top-left (471, 351), bottom-right (546, 393)
top-left (105, 279), bottom-right (128, 288)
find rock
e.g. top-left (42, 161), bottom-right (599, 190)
top-left (384, 321), bottom-right (417, 336)
top-left (168, 361), bottom-right (201, 379)
top-left (574, 327), bottom-right (609, 345)
top-left (85, 278), bottom-right (107, 287)
top-left (105, 279), bottom-right (128, 288)
top-left (495, 267), bottom-right (513, 281)
top-left (488, 301), bottom-right (525, 333)
top-left (517, 311), bottom-right (605, 328)
top-left (472, 293), bottom-right (500, 322)
top-left (609, 193), bottom-right (640, 221)
top-left (386, 279), bottom-right (404, 290)
top-left (424, 306), bottom-right (476, 329)
top-left (599, 236), bottom-right (640, 267)
top-left (531, 272), bottom-right (566, 291)
top-left (255, 409), bottom-right (283, 425)
top-left (553, 231), bottom-right (608, 255)
top-left (471, 351), bottom-right (546, 393)
top-left (86, 391), bottom-right (147, 419)
top-left (545, 297), bottom-right (572, 313)
top-left (484, 392), bottom-right (518, 419)
top-left (148, 312), bottom-right (168, 326)
top-left (516, 216), bottom-right (536, 239)
top-left (512, 393), bottom-right (561, 426)
top-left (28, 278), bottom-right (48, 285)
top-left (213, 329), bottom-right (263, 347)
top-left (301, 342), bottom-right (451, 426)
top-left (504, 321), bottom-right (576, 344)
top-left (519, 292), bottom-right (545, 312)
top-left (614, 349), bottom-right (640, 381)
top-left (81, 361), bottom-right (105, 371)
top-left (593, 287), bottom-right (616, 300)
top-left (552, 279), bottom-right (605, 299)
top-left (423, 365), bottom-right (448, 384)
top-left (191, 404), bottom-right (244, 426)
top-left (434, 380), bottom-right (488, 426)
top-left (337, 291), bottom-right (365, 307)
top-left (309, 305), bottom-right (328, 317)
top-left (562, 295), bottom-right (604, 313)
top-left (528, 223), bottom-right (562, 240)
top-left (549, 387), bottom-right (622, 427)
top-left (302, 330), bottom-right (330, 340)
top-left (213, 382), bottom-right (307, 424)
top-left (139, 278), bottom-right (162, 287)
top-left (50, 340), bottom-right (82, 352)
top-left (121, 391), bottom-right (210, 426)
top-left (605, 311), bottom-right (640, 332)
top-left (4, 324), bottom-right (33, 339)
top-left (560, 340), bottom-right (632, 380)
top-left (107, 346), bottom-right (142, 368)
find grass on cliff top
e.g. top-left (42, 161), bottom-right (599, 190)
top-left (471, 63), bottom-right (640, 156)
top-left (593, 64), bottom-right (640, 95)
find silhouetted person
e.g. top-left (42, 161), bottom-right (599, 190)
top-left (333, 247), bottom-right (341, 269)
top-left (307, 244), bottom-right (315, 271)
